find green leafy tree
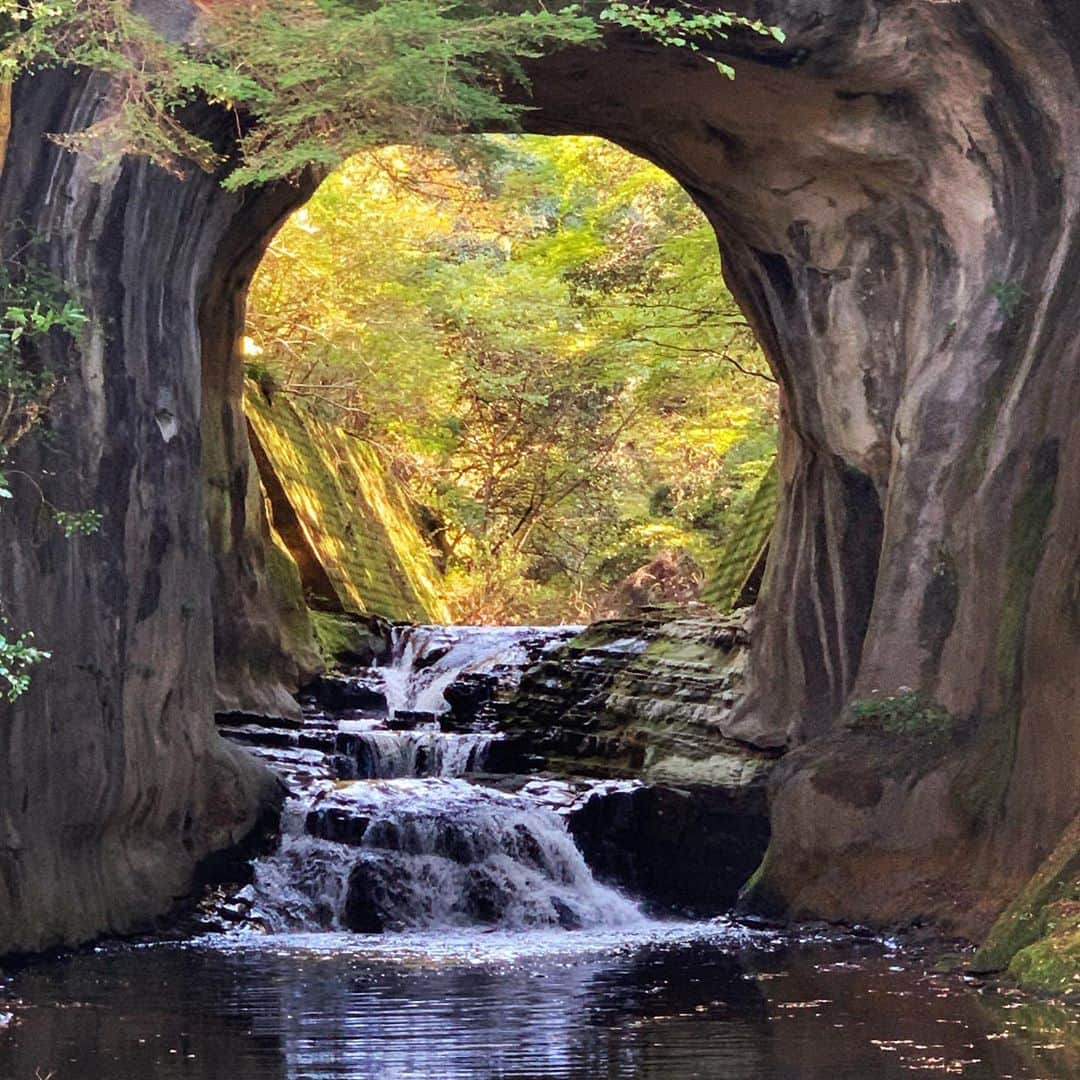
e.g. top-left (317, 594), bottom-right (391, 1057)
top-left (248, 136), bottom-right (777, 622)
top-left (0, 0), bottom-right (785, 627)
top-left (1, 0), bottom-right (782, 186)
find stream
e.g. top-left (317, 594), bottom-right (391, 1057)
top-left (1, 625), bottom-right (1077, 1078)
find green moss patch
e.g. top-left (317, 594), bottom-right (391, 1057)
top-left (1008, 905), bottom-right (1080, 999)
top-left (703, 461), bottom-right (777, 612)
top-left (849, 691), bottom-right (956, 747)
top-left (974, 815), bottom-right (1080, 987)
top-left (245, 382), bottom-right (449, 623)
top-left (310, 610), bottom-right (388, 667)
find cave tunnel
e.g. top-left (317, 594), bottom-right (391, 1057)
top-left (1, 0), bottom-right (1077, 957)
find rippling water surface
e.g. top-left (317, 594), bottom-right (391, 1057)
top-left (2, 923), bottom-right (1077, 1079)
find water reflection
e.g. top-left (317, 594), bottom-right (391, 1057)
top-left (1, 926), bottom-right (1077, 1079)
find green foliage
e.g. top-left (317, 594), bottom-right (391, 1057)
top-left (990, 279), bottom-right (1025, 318)
top-left (0, 242), bottom-right (96, 698)
top-left (0, 625), bottom-right (50, 701)
top-left (51, 506), bottom-right (103, 536)
top-left (0, 247), bottom-right (88, 449)
top-left (849, 690), bottom-right (955, 745)
top-left (0, 242), bottom-right (96, 530)
top-left (601, 2), bottom-right (785, 79)
top-left (1, 0), bottom-right (783, 185)
top-left (248, 136), bottom-right (777, 621)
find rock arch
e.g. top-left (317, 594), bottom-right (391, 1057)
top-left (0, 0), bottom-right (1077, 953)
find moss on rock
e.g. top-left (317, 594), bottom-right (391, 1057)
top-left (974, 815), bottom-right (1080, 997)
top-left (952, 441), bottom-right (1060, 829)
top-left (1008, 906), bottom-right (1080, 999)
top-left (245, 382), bottom-right (449, 623)
top-left (703, 461), bottom-right (777, 612)
top-left (310, 610), bottom-right (389, 668)
top-left (264, 529), bottom-right (320, 669)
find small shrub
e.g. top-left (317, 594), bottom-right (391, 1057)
top-left (989, 280), bottom-right (1025, 318)
top-left (0, 628), bottom-right (50, 701)
top-left (849, 689), bottom-right (955, 745)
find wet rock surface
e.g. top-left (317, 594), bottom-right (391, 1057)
top-left (567, 784), bottom-right (770, 916)
top-left (502, 613), bottom-right (780, 776)
top-left (308, 675), bottom-right (388, 714)
top-left (245, 779), bottom-right (643, 934)
top-left (490, 614), bottom-right (776, 914)
top-left (211, 622), bottom-right (773, 927)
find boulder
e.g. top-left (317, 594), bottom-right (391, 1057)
top-left (309, 675), bottom-right (388, 714)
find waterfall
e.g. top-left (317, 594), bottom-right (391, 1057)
top-left (223, 622), bottom-right (644, 936)
top-left (376, 624), bottom-right (582, 718)
top-left (336, 731), bottom-right (495, 779)
top-left (244, 780), bottom-right (643, 934)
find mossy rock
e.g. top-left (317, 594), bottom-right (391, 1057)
top-left (245, 381), bottom-right (449, 623)
top-left (642, 635), bottom-right (725, 666)
top-left (736, 844), bottom-right (786, 919)
top-left (974, 815), bottom-right (1080, 995)
top-left (1007, 903), bottom-right (1080, 999)
top-left (264, 530), bottom-right (319, 665)
top-left (310, 610), bottom-right (390, 668)
top-left (703, 461), bottom-right (776, 612)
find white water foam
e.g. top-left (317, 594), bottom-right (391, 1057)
top-left (341, 731), bottom-right (495, 779)
top-left (245, 779), bottom-right (643, 934)
top-left (377, 624), bottom-right (581, 716)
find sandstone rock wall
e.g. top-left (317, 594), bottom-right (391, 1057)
top-left (523, 0), bottom-right (1080, 945)
top-left (504, 615), bottom-right (778, 782)
top-left (244, 382), bottom-right (449, 624)
top-left (502, 615), bottom-right (775, 911)
top-left (0, 70), bottom-right (283, 954)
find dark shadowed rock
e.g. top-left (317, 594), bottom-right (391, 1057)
top-left (343, 864), bottom-right (386, 933)
top-left (309, 675), bottom-right (388, 714)
top-left (388, 710), bottom-right (437, 730)
top-left (306, 805), bottom-right (372, 846)
top-left (442, 672), bottom-right (500, 728)
top-left (568, 784), bottom-right (770, 916)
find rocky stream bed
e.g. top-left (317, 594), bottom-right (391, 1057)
top-left (2, 619), bottom-right (1078, 1078)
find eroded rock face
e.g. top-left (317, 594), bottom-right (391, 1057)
top-left (503, 615), bottom-right (776, 781)
top-left (568, 783), bottom-right (770, 916)
top-left (0, 70), bottom-right (290, 954)
top-left (522, 1), bottom-right (1080, 939)
top-left (3, 0), bottom-right (1080, 954)
top-left (501, 616), bottom-right (773, 912)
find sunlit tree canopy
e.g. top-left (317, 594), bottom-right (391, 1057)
top-left (248, 135), bottom-right (777, 622)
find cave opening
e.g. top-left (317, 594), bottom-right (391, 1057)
top-left (5, 3), bottom-right (1078, 1050)
top-left (235, 135), bottom-right (780, 631)
top-left (204, 133), bottom-right (783, 930)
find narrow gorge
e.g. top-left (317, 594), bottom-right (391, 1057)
top-left (1, 0), bottom-right (1079, 1075)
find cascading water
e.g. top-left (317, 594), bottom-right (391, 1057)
top-left (336, 730), bottom-right (495, 779)
top-left (11, 624), bottom-right (1060, 1080)
top-left (324, 624), bottom-right (580, 781)
top-left (376, 623), bottom-right (582, 720)
top-left (244, 779), bottom-right (643, 933)
top-left (223, 623), bottom-right (641, 936)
